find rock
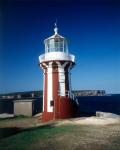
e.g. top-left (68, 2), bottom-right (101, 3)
top-left (96, 111), bottom-right (120, 118)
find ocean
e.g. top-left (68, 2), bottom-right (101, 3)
top-left (77, 94), bottom-right (120, 116)
top-left (0, 94), bottom-right (120, 116)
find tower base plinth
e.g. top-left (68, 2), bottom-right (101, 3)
top-left (42, 112), bottom-right (54, 122)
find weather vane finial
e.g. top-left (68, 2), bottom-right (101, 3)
top-left (54, 19), bottom-right (58, 34)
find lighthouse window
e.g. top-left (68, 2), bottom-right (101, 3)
top-left (50, 100), bottom-right (54, 106)
top-left (46, 38), bottom-right (68, 53)
top-left (48, 39), bottom-right (55, 52)
top-left (60, 42), bottom-right (64, 52)
top-left (55, 42), bottom-right (59, 51)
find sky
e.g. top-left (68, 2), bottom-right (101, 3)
top-left (0, 0), bottom-right (120, 94)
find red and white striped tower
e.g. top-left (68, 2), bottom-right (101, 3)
top-left (39, 24), bottom-right (77, 122)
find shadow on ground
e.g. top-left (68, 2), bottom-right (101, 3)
top-left (0, 123), bottom-right (56, 140)
top-left (0, 127), bottom-right (21, 139)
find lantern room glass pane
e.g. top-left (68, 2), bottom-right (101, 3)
top-left (45, 38), bottom-right (68, 53)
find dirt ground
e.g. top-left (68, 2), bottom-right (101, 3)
top-left (0, 116), bottom-right (120, 150)
top-left (30, 124), bottom-right (120, 150)
top-left (0, 116), bottom-right (41, 128)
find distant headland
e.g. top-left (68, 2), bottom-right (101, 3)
top-left (0, 90), bottom-right (105, 100)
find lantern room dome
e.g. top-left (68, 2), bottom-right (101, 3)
top-left (44, 24), bottom-right (68, 53)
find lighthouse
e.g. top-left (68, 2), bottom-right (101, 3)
top-left (39, 24), bottom-right (77, 122)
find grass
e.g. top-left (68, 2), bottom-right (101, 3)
top-left (0, 124), bottom-right (76, 150)
top-left (0, 118), bottom-right (120, 150)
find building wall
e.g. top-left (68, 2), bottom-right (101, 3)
top-left (14, 101), bottom-right (33, 116)
top-left (0, 98), bottom-right (42, 115)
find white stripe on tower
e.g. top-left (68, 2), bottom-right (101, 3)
top-left (42, 72), bottom-right (45, 111)
top-left (47, 62), bottom-right (53, 112)
top-left (40, 63), bottom-right (48, 112)
top-left (68, 63), bottom-right (73, 98)
top-left (57, 62), bottom-right (68, 96)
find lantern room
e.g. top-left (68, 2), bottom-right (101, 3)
top-left (44, 24), bottom-right (68, 53)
